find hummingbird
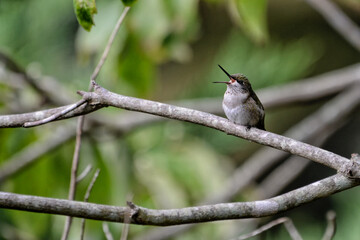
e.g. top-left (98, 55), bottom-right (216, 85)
top-left (213, 65), bottom-right (265, 130)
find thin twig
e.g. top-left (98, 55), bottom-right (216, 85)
top-left (103, 222), bottom-right (114, 240)
top-left (120, 195), bottom-right (134, 240)
top-left (322, 211), bottom-right (337, 240)
top-left (80, 169), bottom-right (101, 240)
top-left (91, 6), bottom-right (130, 82)
top-left (284, 220), bottom-right (303, 240)
top-left (84, 169), bottom-right (101, 202)
top-left (23, 99), bottom-right (87, 128)
top-left (120, 209), bottom-right (131, 240)
top-left (234, 217), bottom-right (302, 240)
top-left (76, 164), bottom-right (93, 183)
top-left (61, 117), bottom-right (85, 240)
top-left (304, 0), bottom-right (360, 52)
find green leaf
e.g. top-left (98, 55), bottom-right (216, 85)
top-left (232, 0), bottom-right (268, 44)
top-left (121, 0), bottom-right (137, 6)
top-left (73, 0), bottom-right (97, 32)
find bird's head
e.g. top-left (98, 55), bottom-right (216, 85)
top-left (213, 65), bottom-right (251, 93)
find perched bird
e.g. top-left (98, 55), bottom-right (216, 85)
top-left (213, 65), bottom-right (265, 130)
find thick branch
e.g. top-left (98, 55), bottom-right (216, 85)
top-left (0, 174), bottom-right (358, 225)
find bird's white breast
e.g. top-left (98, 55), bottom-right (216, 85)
top-left (222, 90), bottom-right (263, 126)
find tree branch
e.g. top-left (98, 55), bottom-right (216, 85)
top-left (23, 99), bottom-right (87, 128)
top-left (90, 6), bottom-right (130, 82)
top-left (80, 169), bottom-right (100, 240)
top-left (77, 81), bottom-right (360, 177)
top-left (0, 103), bottom-right (103, 128)
top-left (0, 174), bottom-right (358, 225)
top-left (1, 63), bottom-right (360, 128)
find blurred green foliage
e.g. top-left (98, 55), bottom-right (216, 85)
top-left (233, 0), bottom-right (268, 43)
top-left (0, 0), bottom-right (359, 239)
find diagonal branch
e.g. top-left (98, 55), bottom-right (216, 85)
top-left (23, 99), bottom-right (87, 128)
top-left (80, 169), bottom-right (101, 240)
top-left (77, 81), bottom-right (360, 177)
top-left (0, 52), bottom-right (71, 105)
top-left (234, 217), bottom-right (302, 240)
top-left (0, 125), bottom-right (75, 184)
top-left (90, 7), bottom-right (130, 82)
top-left (304, 0), bottom-right (360, 52)
top-left (0, 174), bottom-right (358, 225)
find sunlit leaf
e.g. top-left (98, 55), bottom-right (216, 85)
top-left (231, 0), bottom-right (268, 44)
top-left (73, 0), bottom-right (97, 31)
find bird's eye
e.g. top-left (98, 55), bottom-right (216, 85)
top-left (238, 80), bottom-right (244, 85)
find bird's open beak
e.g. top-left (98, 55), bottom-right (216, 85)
top-left (212, 81), bottom-right (230, 84)
top-left (213, 64), bottom-right (234, 84)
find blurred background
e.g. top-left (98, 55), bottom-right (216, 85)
top-left (0, 0), bottom-right (360, 239)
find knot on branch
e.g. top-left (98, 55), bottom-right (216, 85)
top-left (91, 80), bottom-right (109, 95)
top-left (77, 81), bottom-right (109, 106)
top-left (339, 154), bottom-right (360, 179)
top-left (125, 201), bottom-right (140, 223)
top-left (77, 91), bottom-right (102, 106)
